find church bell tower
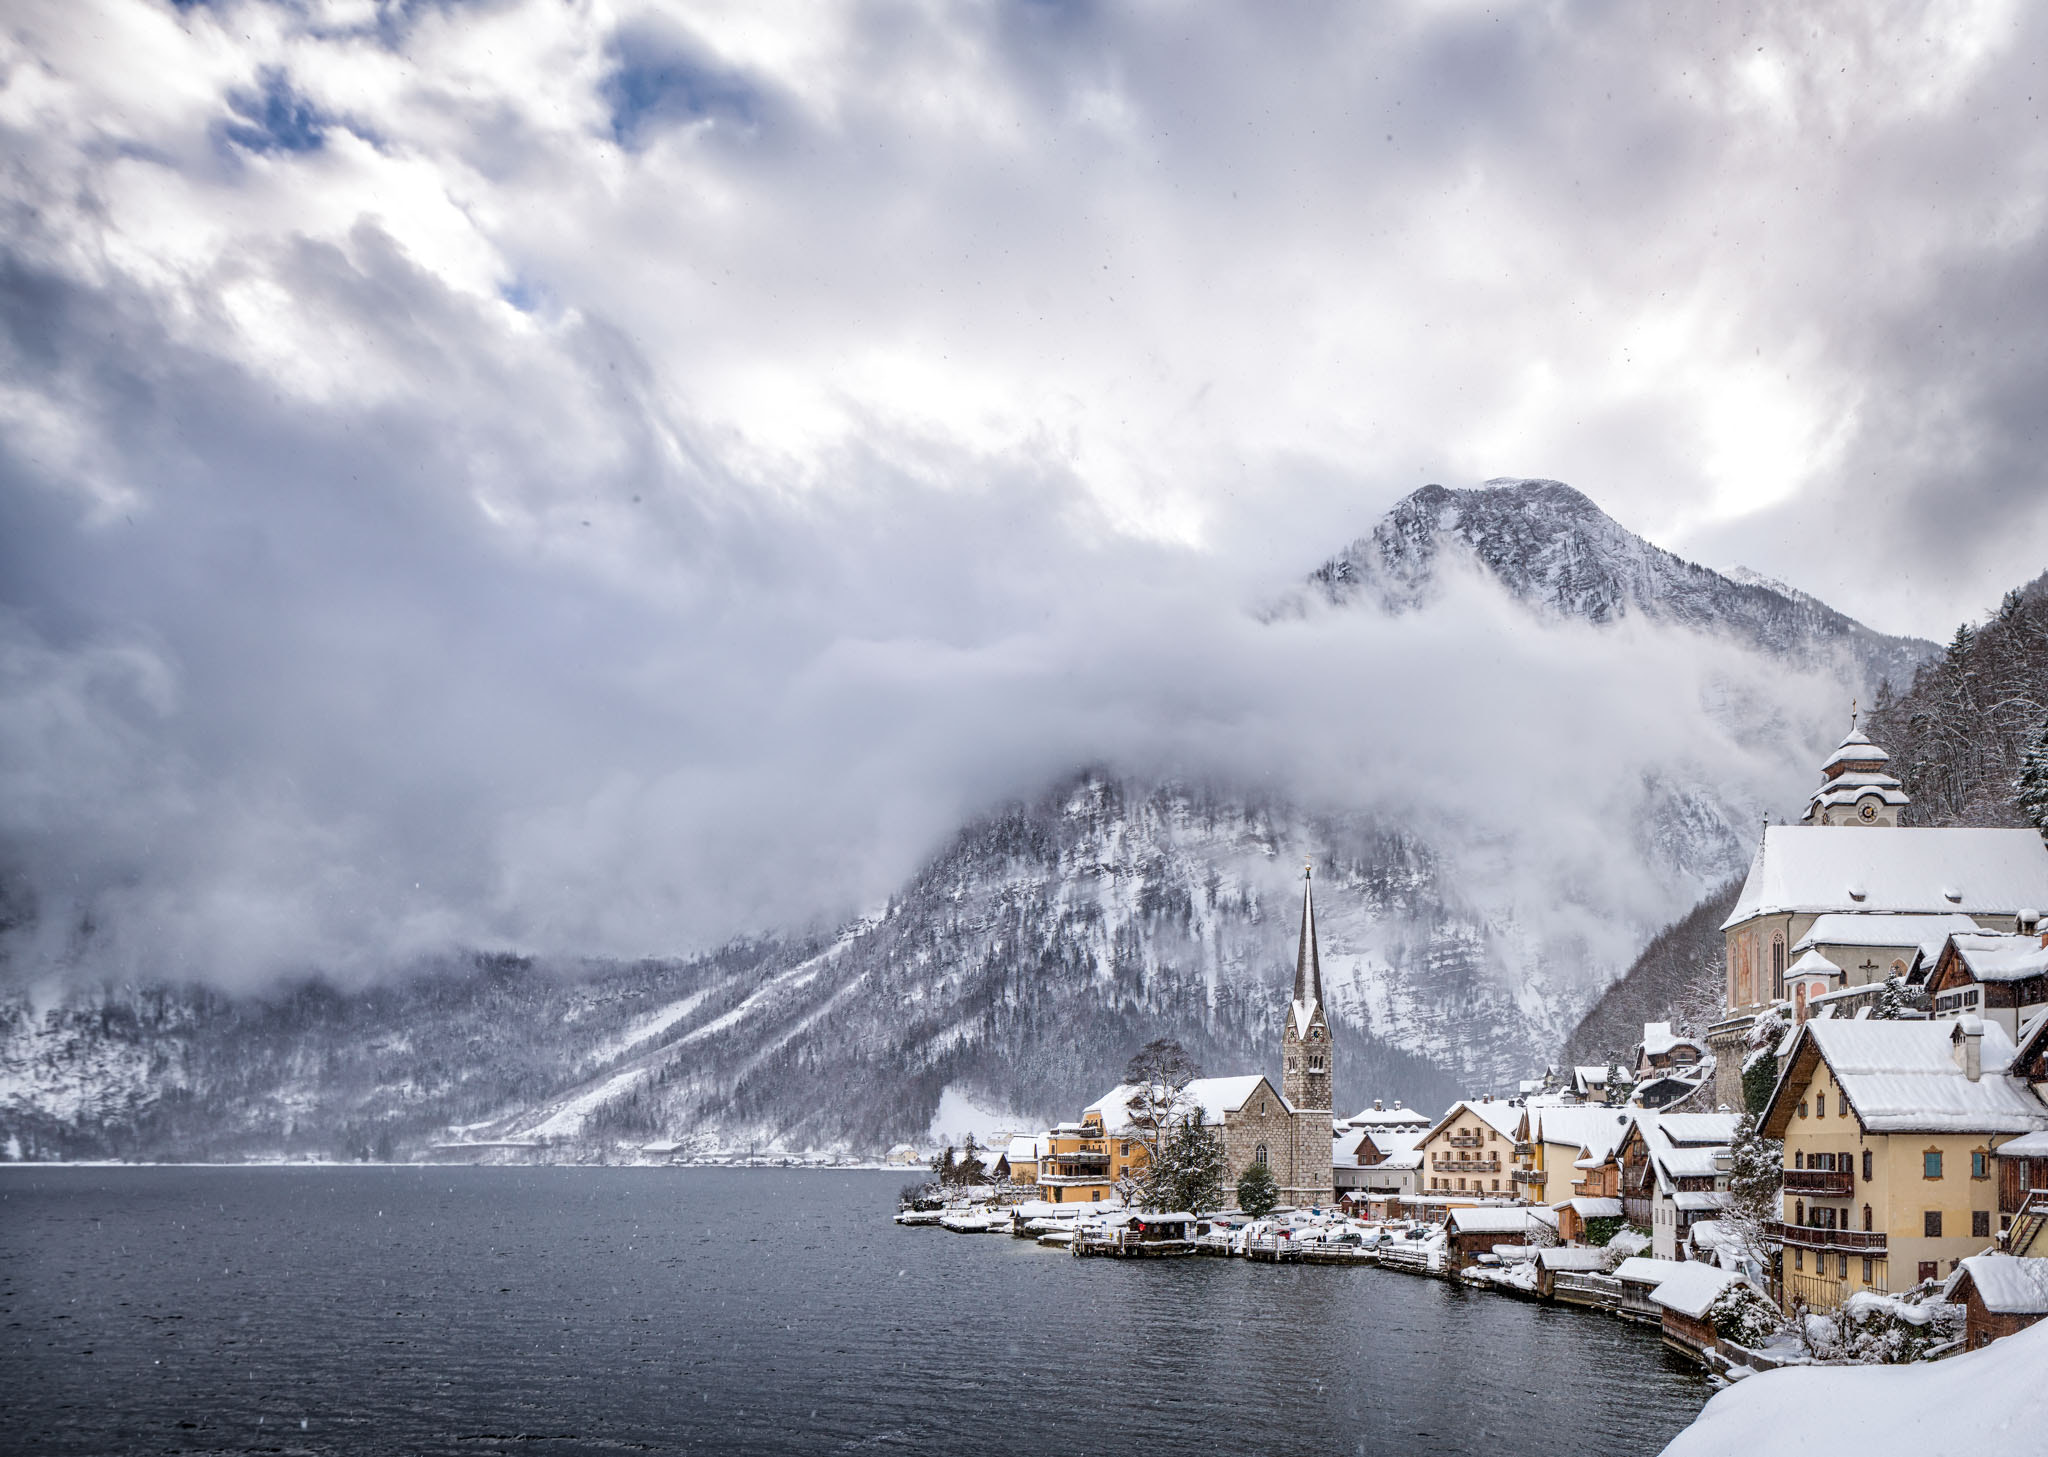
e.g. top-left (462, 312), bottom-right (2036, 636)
top-left (1281, 863), bottom-right (1332, 1114)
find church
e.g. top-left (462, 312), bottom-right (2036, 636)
top-left (1706, 720), bottom-right (2048, 1109)
top-left (1074, 865), bottom-right (1336, 1207)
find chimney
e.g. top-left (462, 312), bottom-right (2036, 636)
top-left (2018, 907), bottom-right (2041, 936)
top-left (1952, 1016), bottom-right (1983, 1082)
top-left (1374, 1100), bottom-right (1384, 1112)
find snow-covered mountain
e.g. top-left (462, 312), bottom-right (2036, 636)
top-left (0, 480), bottom-right (1940, 1160)
top-left (1302, 479), bottom-right (1931, 689)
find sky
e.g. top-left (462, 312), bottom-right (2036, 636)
top-left (2, 0), bottom-right (2045, 988)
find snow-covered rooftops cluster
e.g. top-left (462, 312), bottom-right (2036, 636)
top-left (1722, 826), bottom-right (2048, 927)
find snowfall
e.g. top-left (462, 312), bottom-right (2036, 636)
top-left (1659, 1314), bottom-right (2048, 1457)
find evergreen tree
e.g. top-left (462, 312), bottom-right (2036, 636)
top-left (2020, 719), bottom-right (2048, 846)
top-left (929, 1145), bottom-right (957, 1184)
top-left (1875, 975), bottom-right (1911, 1020)
top-left (1236, 1160), bottom-right (1279, 1218)
top-left (956, 1135), bottom-right (987, 1185)
top-left (1722, 1112), bottom-right (1784, 1284)
top-left (1145, 1108), bottom-right (1227, 1213)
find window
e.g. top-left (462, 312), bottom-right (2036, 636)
top-left (1491, 1179), bottom-right (1499, 1191)
top-left (1862, 1257), bottom-right (1874, 1283)
top-left (1795, 1199), bottom-right (1805, 1225)
top-left (1863, 1150), bottom-right (1873, 1182)
top-left (1863, 1204), bottom-right (1872, 1232)
top-left (1971, 1150), bottom-right (1988, 1180)
top-left (1973, 1210), bottom-right (1991, 1239)
top-left (1794, 1247), bottom-right (1804, 1272)
top-left (1924, 1150), bottom-right (1943, 1180)
top-left (1254, 1144), bottom-right (1269, 1167)
top-left (1091, 1191), bottom-right (1101, 1202)
top-left (1772, 935), bottom-right (1786, 999)
top-left (1839, 1097), bottom-right (1849, 1119)
top-left (1924, 1210), bottom-right (1943, 1238)
top-left (1817, 1093), bottom-right (1827, 1118)
top-left (1798, 1101), bottom-right (1809, 1119)
top-left (1838, 1254), bottom-right (1849, 1278)
top-left (1795, 1150), bottom-right (1805, 1170)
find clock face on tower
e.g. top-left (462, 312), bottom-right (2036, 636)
top-left (1860, 803), bottom-right (1877, 822)
top-left (1308, 1028), bottom-right (1322, 1041)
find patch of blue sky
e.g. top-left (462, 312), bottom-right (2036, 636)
top-left (602, 28), bottom-right (764, 151)
top-left (222, 70), bottom-right (326, 154)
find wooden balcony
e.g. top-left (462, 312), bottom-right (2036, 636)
top-left (1774, 1221), bottom-right (1886, 1253)
top-left (1512, 1168), bottom-right (1546, 1188)
top-left (1432, 1159), bottom-right (1501, 1173)
top-left (1784, 1168), bottom-right (1854, 1197)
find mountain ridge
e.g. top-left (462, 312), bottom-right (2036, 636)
top-left (0, 478), bottom-right (1943, 1159)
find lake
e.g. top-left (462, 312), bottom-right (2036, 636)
top-left (0, 1167), bottom-right (1708, 1455)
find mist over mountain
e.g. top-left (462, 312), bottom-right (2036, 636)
top-left (0, 481), bottom-right (1943, 1158)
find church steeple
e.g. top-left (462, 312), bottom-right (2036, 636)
top-left (1803, 714), bottom-right (1909, 827)
top-left (1294, 862), bottom-right (1323, 1013)
top-left (1282, 862), bottom-right (1332, 1114)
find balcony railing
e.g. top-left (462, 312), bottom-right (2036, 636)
top-left (1773, 1221), bottom-right (1886, 1253)
top-left (1512, 1168), bottom-right (1547, 1186)
top-left (1784, 1168), bottom-right (1854, 1196)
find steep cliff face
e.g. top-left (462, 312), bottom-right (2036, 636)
top-left (0, 481), bottom-right (1942, 1159)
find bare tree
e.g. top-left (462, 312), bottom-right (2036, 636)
top-left (1120, 1038), bottom-right (1203, 1203)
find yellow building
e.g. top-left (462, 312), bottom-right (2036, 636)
top-left (1412, 1098), bottom-right (1522, 1211)
top-left (1512, 1103), bottom-right (1631, 1209)
top-left (1762, 1016), bottom-right (2048, 1311)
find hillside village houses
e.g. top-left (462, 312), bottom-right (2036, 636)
top-left (1705, 724), bottom-right (2048, 1109)
top-left (952, 719), bottom-right (2048, 1358)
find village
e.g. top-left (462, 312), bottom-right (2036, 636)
top-left (895, 723), bottom-right (2048, 1386)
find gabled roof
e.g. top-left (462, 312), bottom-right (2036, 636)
top-left (1723, 826), bottom-right (2048, 929)
top-left (1788, 948), bottom-right (1843, 980)
top-left (1528, 1105), bottom-right (1634, 1160)
top-left (1612, 1255), bottom-right (1688, 1287)
top-left (1760, 1018), bottom-right (2048, 1137)
top-left (1446, 1206), bottom-right (1543, 1234)
top-left (1343, 1101), bottom-right (1434, 1129)
top-left (1648, 1262), bottom-right (1749, 1319)
top-left (1085, 1074), bottom-right (1287, 1133)
top-left (1420, 1098), bottom-right (1523, 1145)
top-left (1944, 931), bottom-right (2048, 985)
top-left (1950, 1254), bottom-right (2048, 1315)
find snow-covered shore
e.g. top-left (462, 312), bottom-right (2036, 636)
top-left (1659, 1317), bottom-right (2048, 1457)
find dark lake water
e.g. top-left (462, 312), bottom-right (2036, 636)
top-left (0, 1168), bottom-right (1708, 1455)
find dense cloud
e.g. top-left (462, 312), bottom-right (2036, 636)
top-left (0, 1), bottom-right (2040, 986)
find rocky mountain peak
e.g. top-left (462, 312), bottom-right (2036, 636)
top-left (1308, 477), bottom-right (1936, 691)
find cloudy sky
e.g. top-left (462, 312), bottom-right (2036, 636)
top-left (3, 0), bottom-right (2044, 986)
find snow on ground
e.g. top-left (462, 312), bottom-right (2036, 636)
top-left (1660, 1317), bottom-right (2048, 1457)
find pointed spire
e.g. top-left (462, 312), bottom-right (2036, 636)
top-left (1294, 860), bottom-right (1322, 1010)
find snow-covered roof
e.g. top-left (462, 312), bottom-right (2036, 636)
top-left (1723, 826), bottom-right (2048, 928)
top-left (1995, 1130), bottom-right (2048, 1158)
top-left (1184, 1075), bottom-right (1283, 1122)
top-left (1788, 948), bottom-right (1844, 981)
top-left (1369, 1151), bottom-right (1424, 1171)
top-left (1795, 912), bottom-right (1981, 959)
top-left (1773, 1018), bottom-right (2048, 1135)
top-left (1947, 931), bottom-right (2048, 984)
top-left (1612, 1256), bottom-right (1688, 1287)
top-left (1639, 1021), bottom-right (1703, 1058)
top-left (1560, 1196), bottom-right (1623, 1217)
top-left (1673, 1190), bottom-right (1733, 1213)
top-left (1086, 1075), bottom-right (1284, 1133)
top-left (1953, 1254), bottom-right (2048, 1315)
top-left (1342, 1102), bottom-right (1434, 1129)
top-left (1821, 730), bottom-right (1890, 771)
top-left (1006, 1134), bottom-right (1042, 1162)
top-left (1423, 1098), bottom-right (1524, 1144)
top-left (1657, 1113), bottom-right (1739, 1145)
top-left (1536, 1247), bottom-right (1614, 1271)
top-left (1529, 1105), bottom-right (1634, 1160)
top-left (1446, 1207), bottom-right (1542, 1234)
top-left (1649, 1263), bottom-right (1748, 1320)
